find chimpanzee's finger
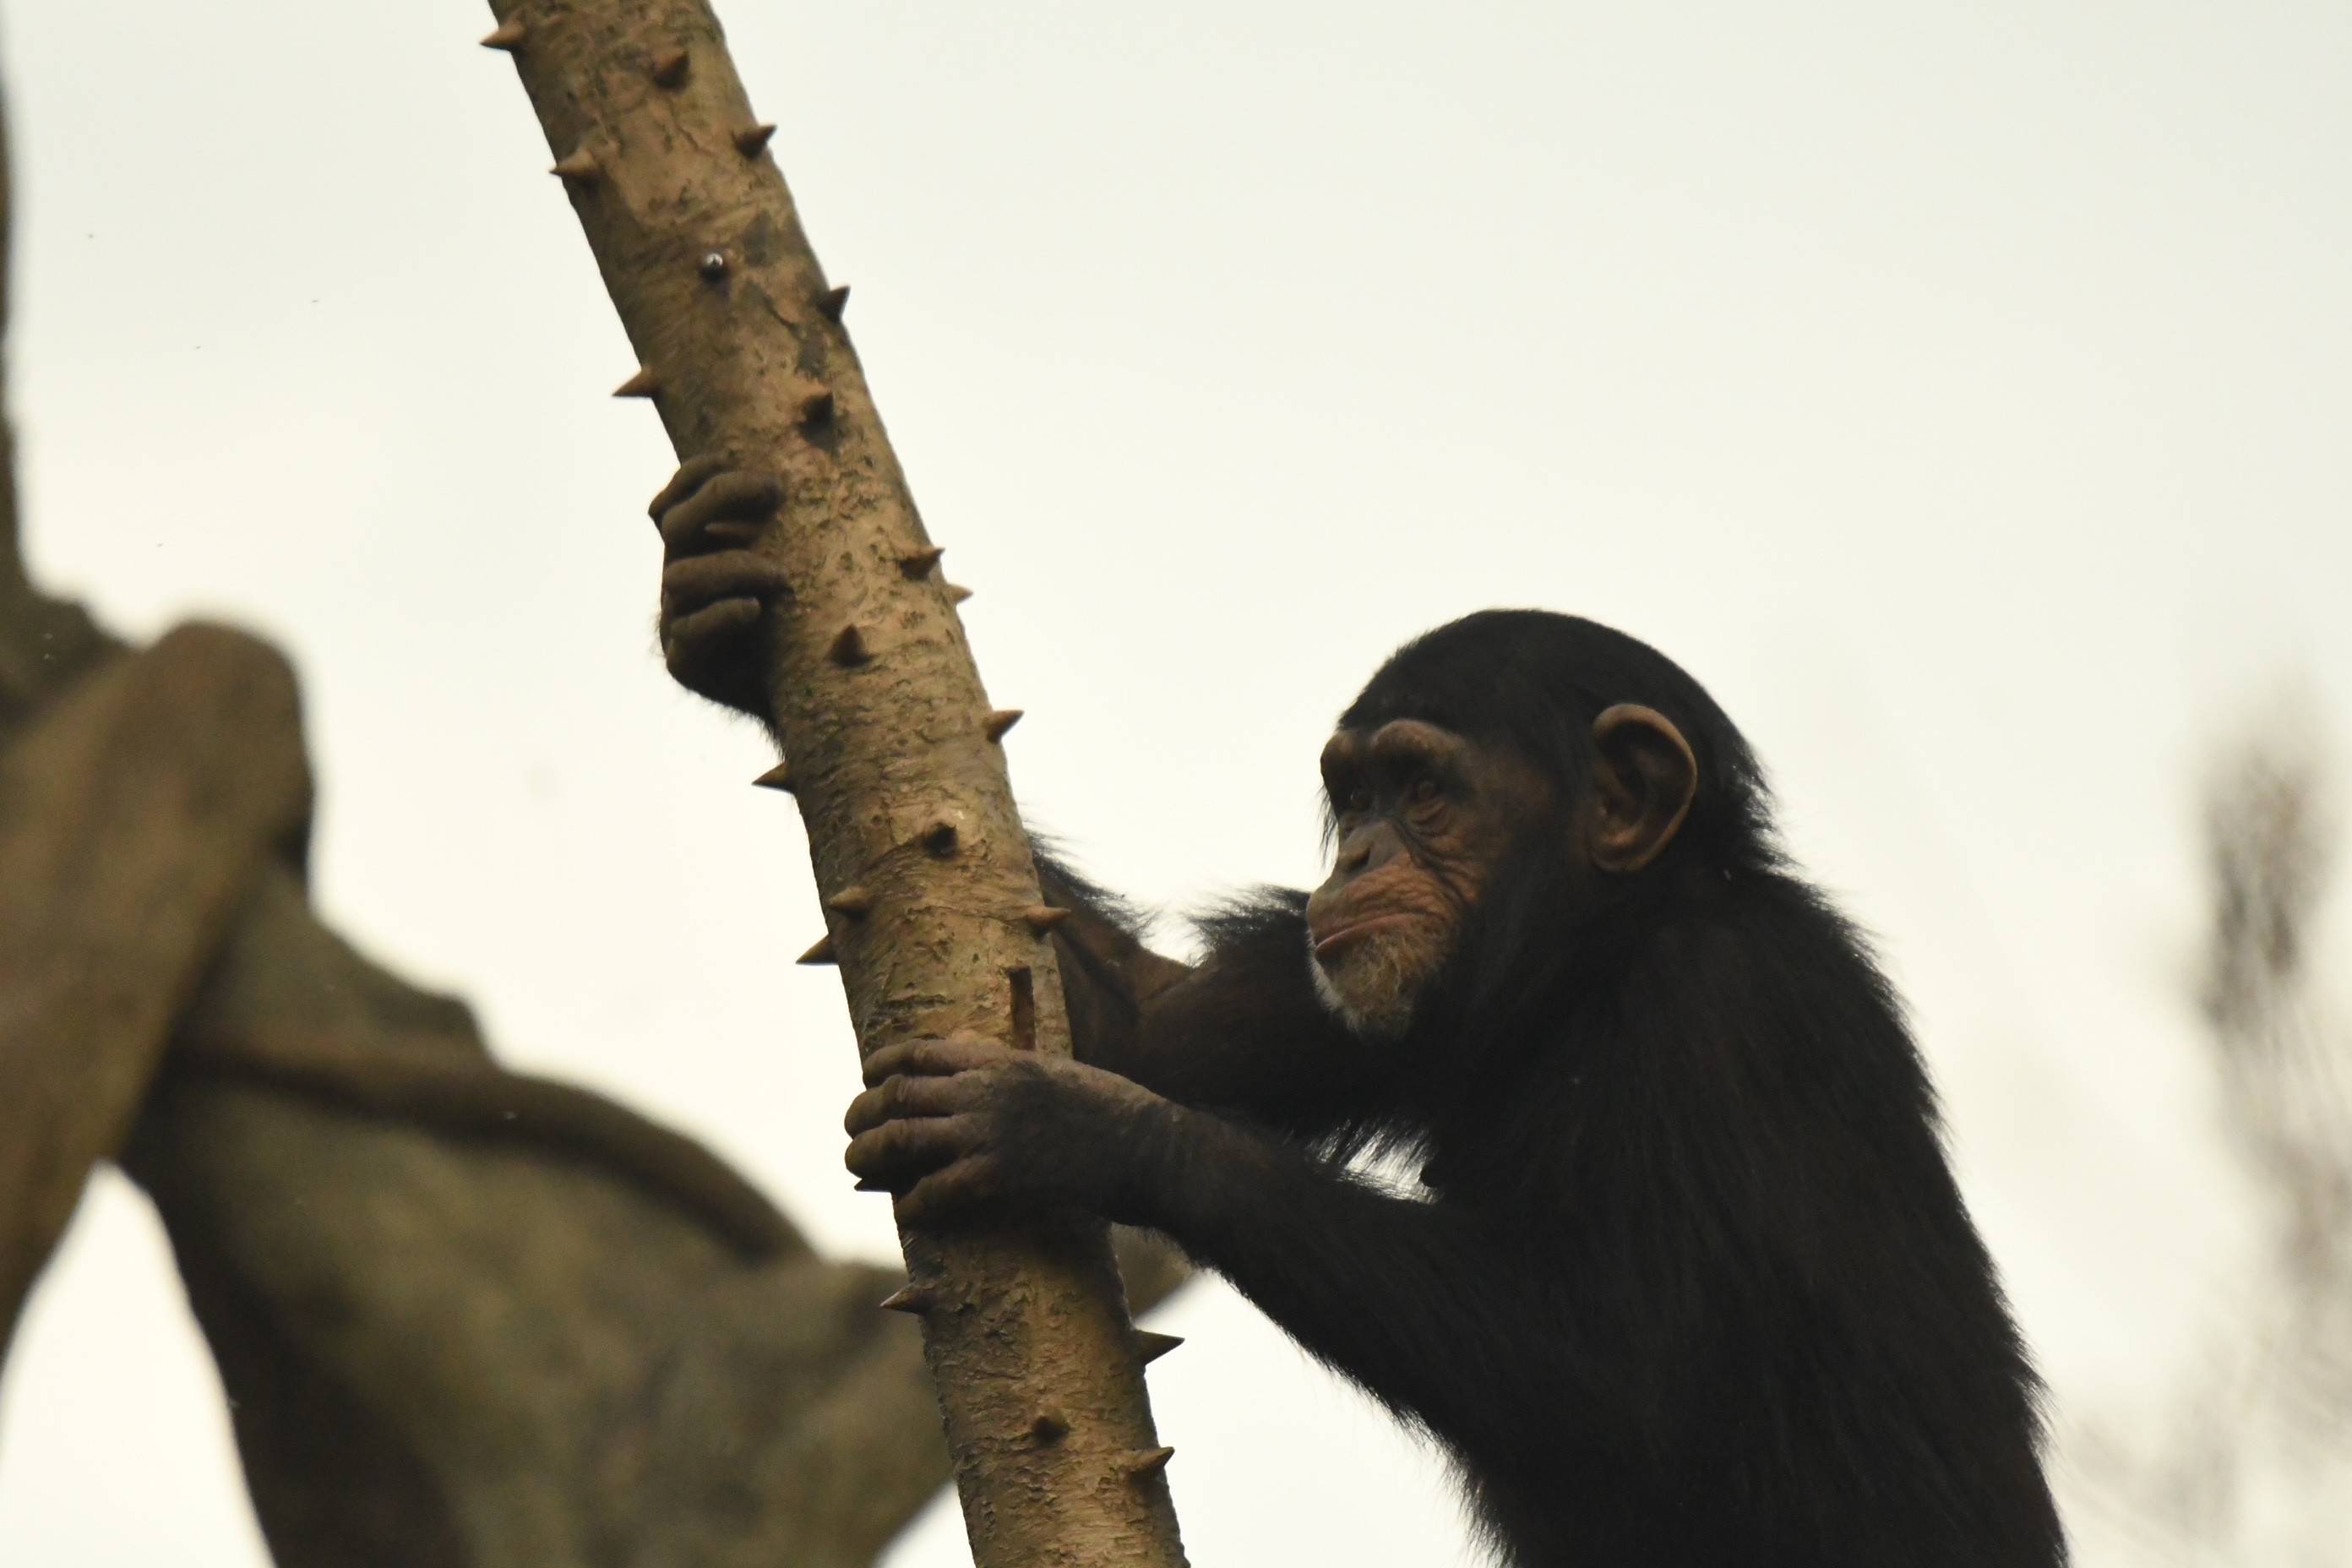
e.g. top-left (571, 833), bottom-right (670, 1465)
top-left (861, 1034), bottom-right (1010, 1088)
top-left (844, 1072), bottom-right (980, 1137)
top-left (663, 598), bottom-right (764, 692)
top-left (661, 552), bottom-right (794, 619)
top-left (658, 471), bottom-right (783, 553)
top-left (893, 1157), bottom-right (1002, 1226)
top-left (844, 1113), bottom-right (983, 1187)
top-left (645, 455), bottom-right (731, 521)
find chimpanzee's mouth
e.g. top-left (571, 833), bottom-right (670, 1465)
top-left (1311, 913), bottom-right (1416, 963)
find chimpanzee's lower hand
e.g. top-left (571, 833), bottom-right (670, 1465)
top-left (844, 1035), bottom-right (1172, 1227)
top-left (646, 457), bottom-right (795, 714)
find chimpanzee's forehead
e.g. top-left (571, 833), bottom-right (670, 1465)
top-left (1333, 692), bottom-right (1473, 738)
top-left (1338, 660), bottom-right (1558, 757)
top-left (1320, 717), bottom-right (1469, 768)
top-left (1337, 609), bottom-right (1737, 772)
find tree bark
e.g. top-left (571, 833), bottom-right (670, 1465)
top-left (0, 625), bottom-right (310, 1354)
top-left (481, 7), bottom-right (1187, 1564)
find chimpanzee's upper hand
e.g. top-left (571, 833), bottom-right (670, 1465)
top-left (647, 457), bottom-right (794, 715)
top-left (843, 1034), bottom-right (1173, 1227)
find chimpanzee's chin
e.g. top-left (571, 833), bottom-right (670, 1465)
top-left (1309, 950), bottom-right (1417, 1043)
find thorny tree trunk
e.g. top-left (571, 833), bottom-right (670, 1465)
top-left (481, 7), bottom-right (1187, 1565)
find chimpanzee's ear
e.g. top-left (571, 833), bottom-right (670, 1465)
top-left (1585, 705), bottom-right (1698, 873)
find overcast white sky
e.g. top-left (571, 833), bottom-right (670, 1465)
top-left (2, 2), bottom-right (2348, 1564)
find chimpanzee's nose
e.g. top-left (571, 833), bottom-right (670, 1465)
top-left (1336, 827), bottom-right (1388, 877)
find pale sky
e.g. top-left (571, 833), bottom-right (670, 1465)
top-left (2, 2), bottom-right (2348, 1564)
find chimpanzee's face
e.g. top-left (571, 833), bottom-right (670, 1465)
top-left (1304, 719), bottom-right (1549, 1041)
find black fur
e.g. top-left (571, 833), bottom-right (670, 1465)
top-left (1054, 611), bottom-right (2066, 1567)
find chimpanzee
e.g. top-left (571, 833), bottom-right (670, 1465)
top-left (648, 461), bottom-right (2068, 1567)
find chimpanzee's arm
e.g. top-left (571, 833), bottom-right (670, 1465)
top-left (1124, 1107), bottom-right (1633, 1450)
top-left (1032, 851), bottom-right (1189, 1067)
top-left (841, 1036), bottom-right (1638, 1454)
top-left (1037, 856), bottom-right (1378, 1140)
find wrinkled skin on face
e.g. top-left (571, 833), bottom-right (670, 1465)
top-left (1304, 719), bottom-right (1552, 1041)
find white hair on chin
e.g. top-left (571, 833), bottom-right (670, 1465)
top-left (1309, 930), bottom-right (1420, 1043)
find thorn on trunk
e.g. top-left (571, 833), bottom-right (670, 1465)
top-left (699, 251), bottom-right (729, 281)
top-left (897, 544), bottom-right (946, 578)
top-left (549, 150), bottom-right (600, 183)
top-left (922, 819), bottom-right (960, 858)
top-left (1030, 1412), bottom-right (1071, 1444)
top-left (797, 933), bottom-right (838, 966)
top-left (1021, 905), bottom-right (1071, 934)
top-left (612, 365), bottom-right (660, 399)
top-left (879, 1285), bottom-right (933, 1315)
top-left (1136, 1330), bottom-right (1184, 1364)
top-left (827, 624), bottom-right (869, 667)
top-left (945, 583), bottom-right (974, 605)
top-left (735, 122), bottom-right (779, 157)
top-left (752, 762), bottom-right (795, 792)
top-left (983, 708), bottom-right (1024, 743)
top-left (826, 885), bottom-right (877, 917)
top-left (798, 386), bottom-right (836, 427)
top-left (1119, 1446), bottom-right (1176, 1480)
top-left (819, 284), bottom-right (852, 320)
top-left (651, 49), bottom-right (689, 87)
top-left (480, 21), bottom-right (525, 51)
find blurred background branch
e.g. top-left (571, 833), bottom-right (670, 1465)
top-left (2074, 697), bottom-right (2351, 1565)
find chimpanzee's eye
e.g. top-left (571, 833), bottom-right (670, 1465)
top-left (1345, 787), bottom-right (1374, 814)
top-left (1407, 776), bottom-right (1441, 806)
